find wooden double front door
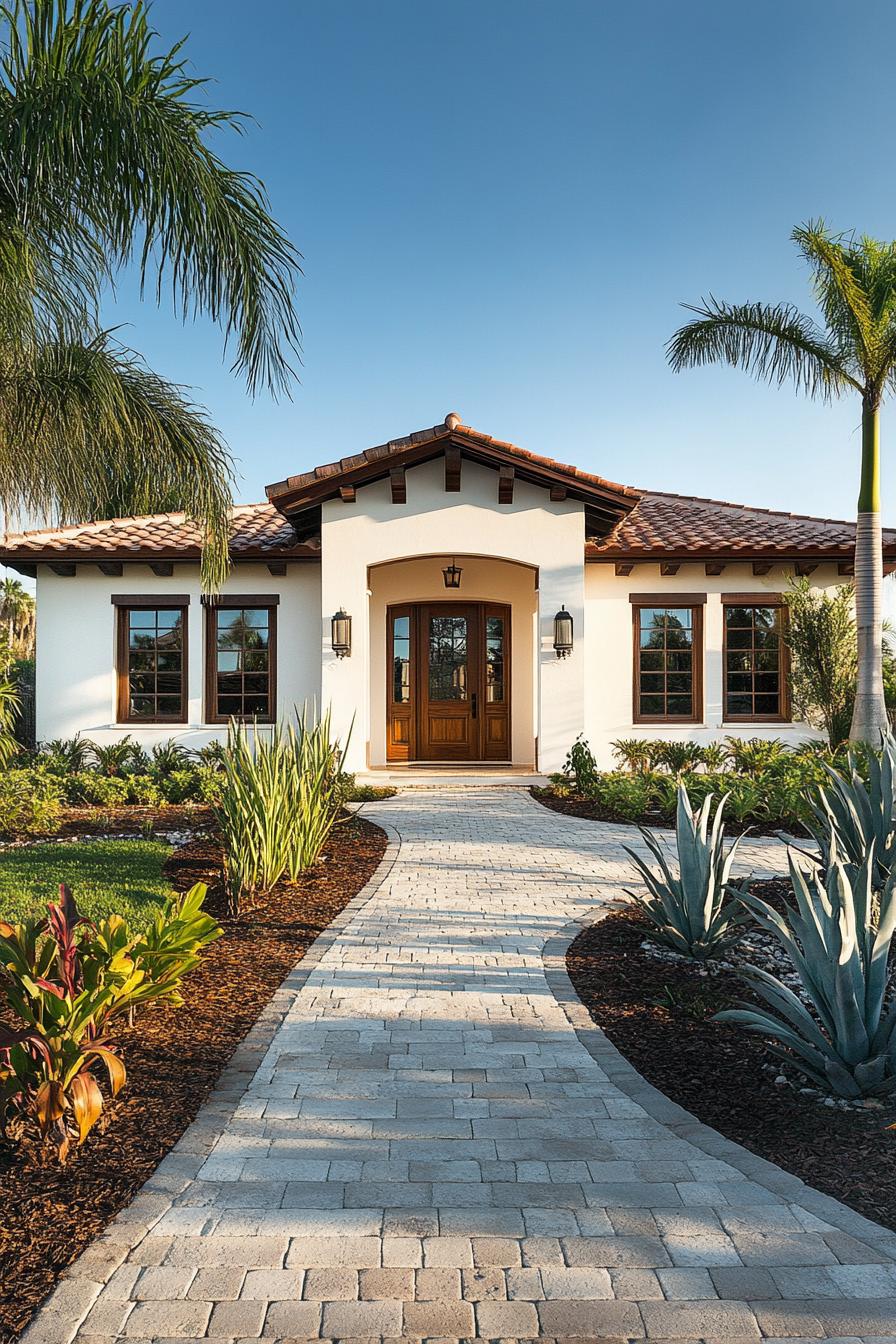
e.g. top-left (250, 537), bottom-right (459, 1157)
top-left (386, 602), bottom-right (511, 762)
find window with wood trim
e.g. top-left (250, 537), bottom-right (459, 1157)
top-left (117, 605), bottom-right (187, 723)
top-left (205, 604), bottom-right (277, 722)
top-left (723, 602), bottom-right (788, 721)
top-left (633, 603), bottom-right (703, 722)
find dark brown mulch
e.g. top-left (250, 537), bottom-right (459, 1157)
top-left (52, 803), bottom-right (215, 837)
top-left (531, 786), bottom-right (807, 839)
top-left (0, 814), bottom-right (387, 1344)
top-left (566, 898), bottom-right (896, 1233)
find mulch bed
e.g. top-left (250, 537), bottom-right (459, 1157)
top-left (532, 786), bottom-right (807, 838)
top-left (0, 812), bottom-right (387, 1344)
top-left (52, 803), bottom-right (215, 837)
top-left (566, 897), bottom-right (896, 1233)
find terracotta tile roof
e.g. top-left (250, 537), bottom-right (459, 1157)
top-left (266, 417), bottom-right (637, 510)
top-left (0, 503), bottom-right (318, 562)
top-left (586, 489), bottom-right (896, 559)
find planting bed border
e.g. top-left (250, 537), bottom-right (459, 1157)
top-left (544, 911), bottom-right (896, 1257)
top-left (1, 810), bottom-right (399, 1344)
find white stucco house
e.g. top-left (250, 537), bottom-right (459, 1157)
top-left (2, 413), bottom-right (894, 774)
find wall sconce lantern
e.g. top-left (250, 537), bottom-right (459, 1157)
top-left (442, 559), bottom-right (463, 590)
top-left (553, 605), bottom-right (573, 658)
top-left (331, 608), bottom-right (352, 658)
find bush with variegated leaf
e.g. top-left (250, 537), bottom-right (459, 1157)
top-left (0, 882), bottom-right (220, 1159)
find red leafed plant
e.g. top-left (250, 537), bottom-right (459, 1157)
top-left (0, 881), bottom-right (219, 1160)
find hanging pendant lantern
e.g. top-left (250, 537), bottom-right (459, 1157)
top-left (331, 608), bottom-right (352, 658)
top-left (553, 605), bottom-right (573, 658)
top-left (442, 558), bottom-right (463, 589)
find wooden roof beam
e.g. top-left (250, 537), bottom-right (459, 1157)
top-left (339, 484), bottom-right (356, 503)
top-left (795, 561), bottom-right (818, 577)
top-left (389, 466), bottom-right (406, 504)
top-left (660, 562), bottom-right (680, 576)
top-left (445, 445), bottom-right (461, 492)
top-left (614, 562), bottom-right (634, 576)
top-left (704, 562), bottom-right (726, 575)
top-left (838, 561), bottom-right (855, 576)
top-left (550, 485), bottom-right (567, 502)
top-left (498, 465), bottom-right (514, 504)
top-left (752, 561), bottom-right (773, 575)
top-left (149, 561), bottom-right (174, 577)
top-left (98, 561), bottom-right (123, 576)
top-left (49, 562), bottom-right (75, 576)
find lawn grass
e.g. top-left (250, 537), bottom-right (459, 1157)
top-left (0, 839), bottom-right (174, 927)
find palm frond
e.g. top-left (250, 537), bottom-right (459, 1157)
top-left (0, 0), bottom-right (301, 396)
top-left (792, 221), bottom-right (878, 376)
top-left (0, 332), bottom-right (234, 589)
top-left (666, 297), bottom-right (858, 400)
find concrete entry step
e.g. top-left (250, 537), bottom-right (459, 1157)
top-left (355, 766), bottom-right (549, 788)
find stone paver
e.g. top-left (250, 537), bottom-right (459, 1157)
top-left (24, 788), bottom-right (896, 1342)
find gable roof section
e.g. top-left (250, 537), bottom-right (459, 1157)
top-left (587, 489), bottom-right (896, 561)
top-left (266, 416), bottom-right (639, 534)
top-left (0, 503), bottom-right (317, 570)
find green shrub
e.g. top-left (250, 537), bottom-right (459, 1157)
top-left (591, 772), bottom-right (656, 822)
top-left (66, 773), bottom-right (130, 806)
top-left (37, 735), bottom-right (94, 773)
top-left (150, 740), bottom-right (193, 776)
top-left (0, 769), bottom-right (63, 836)
top-left (610, 738), bottom-right (654, 774)
top-left (214, 710), bottom-right (349, 915)
top-left (650, 741), bottom-right (707, 774)
top-left (717, 845), bottom-right (896, 1098)
top-left (623, 782), bottom-right (747, 960)
top-left (0, 883), bottom-right (219, 1159)
top-left (564, 736), bottom-right (598, 793)
top-left (89, 737), bottom-right (141, 777)
top-left (124, 774), bottom-right (163, 807)
top-left (725, 736), bottom-right (789, 776)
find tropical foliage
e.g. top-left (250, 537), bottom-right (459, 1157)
top-left (0, 882), bottom-right (219, 1157)
top-left (0, 577), bottom-right (34, 661)
top-left (214, 710), bottom-right (349, 915)
top-left (0, 0), bottom-right (302, 586)
top-left (783, 579), bottom-right (858, 748)
top-left (669, 223), bottom-right (896, 744)
top-left (623, 782), bottom-right (747, 960)
top-left (717, 846), bottom-right (896, 1098)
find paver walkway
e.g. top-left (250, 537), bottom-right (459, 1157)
top-left (29, 788), bottom-right (896, 1343)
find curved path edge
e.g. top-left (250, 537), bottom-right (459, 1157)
top-left (543, 914), bottom-right (896, 1260)
top-left (19, 820), bottom-right (403, 1344)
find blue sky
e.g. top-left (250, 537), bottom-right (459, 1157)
top-left (103, 0), bottom-right (896, 520)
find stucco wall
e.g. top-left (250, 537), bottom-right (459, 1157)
top-left (320, 456), bottom-right (586, 773)
top-left (583, 561), bottom-right (836, 765)
top-left (34, 563), bottom-right (321, 747)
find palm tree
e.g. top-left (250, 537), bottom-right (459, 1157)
top-left (668, 222), bottom-right (895, 744)
top-left (0, 0), bottom-right (302, 587)
top-left (0, 574), bottom-right (34, 657)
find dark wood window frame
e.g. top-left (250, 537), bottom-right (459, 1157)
top-left (722, 593), bottom-right (790, 724)
top-left (115, 598), bottom-right (189, 725)
top-left (631, 596), bottom-right (704, 725)
top-left (203, 598), bottom-right (278, 724)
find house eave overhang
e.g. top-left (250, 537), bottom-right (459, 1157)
top-left (266, 426), bottom-right (640, 534)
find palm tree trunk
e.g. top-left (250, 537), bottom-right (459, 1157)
top-left (850, 400), bottom-right (890, 744)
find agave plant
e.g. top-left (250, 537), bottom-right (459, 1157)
top-left (716, 844), bottom-right (896, 1098)
top-left (623, 782), bottom-right (748, 959)
top-left (805, 732), bottom-right (896, 888)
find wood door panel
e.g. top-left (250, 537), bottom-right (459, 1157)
top-left (387, 601), bottom-right (511, 763)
